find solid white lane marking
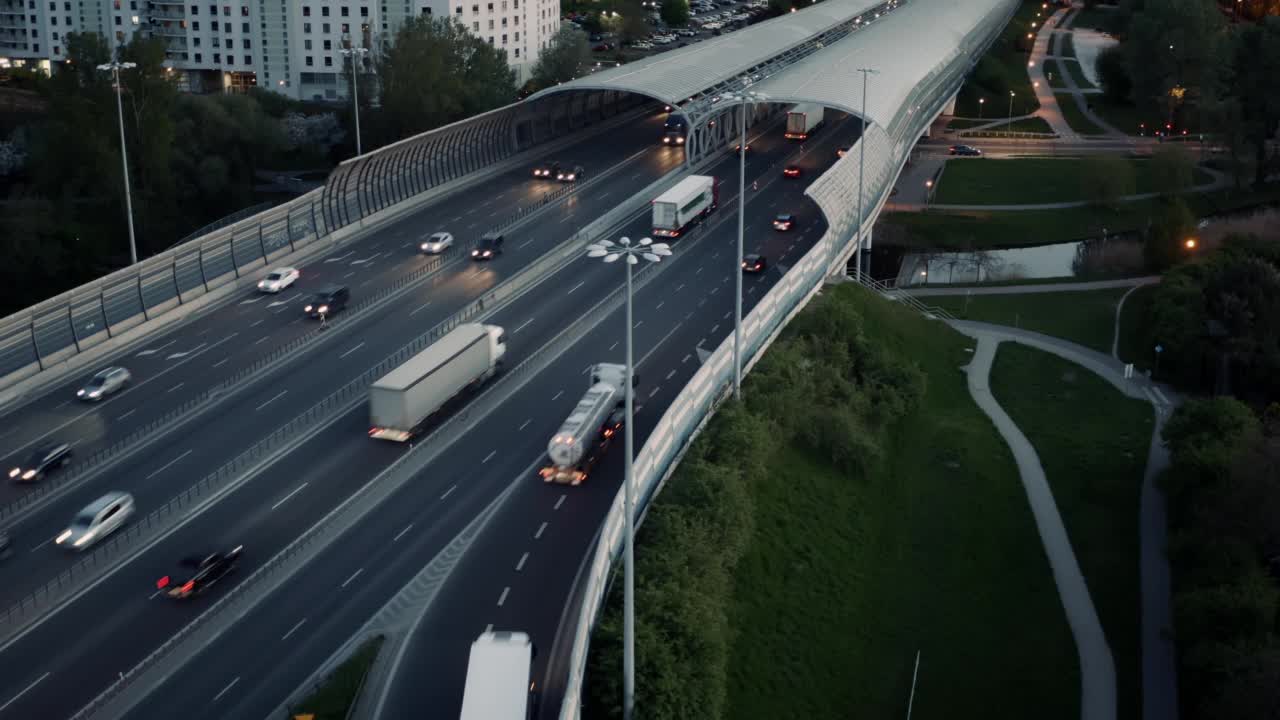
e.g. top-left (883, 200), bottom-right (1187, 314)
top-left (567, 280), bottom-right (586, 294)
top-left (483, 450), bottom-right (496, 464)
top-left (116, 409), bottom-right (136, 421)
top-left (213, 677), bottom-right (240, 702)
top-left (516, 552), bottom-right (529, 572)
top-left (339, 342), bottom-right (365, 359)
top-left (554, 494), bottom-right (566, 510)
top-left (514, 317), bottom-right (535, 334)
top-left (410, 301), bottom-right (431, 316)
top-left (324, 251), bottom-right (354, 263)
top-left (1151, 387), bottom-right (1169, 405)
top-left (281, 618), bottom-right (308, 641)
top-left (350, 253), bottom-right (381, 265)
top-left (393, 524), bottom-right (413, 543)
top-left (535, 521), bottom-right (548, 539)
top-left (165, 342), bottom-right (206, 360)
top-left (519, 419), bottom-right (531, 431)
top-left (341, 568), bottom-right (364, 588)
top-left (145, 449), bottom-right (193, 480)
top-left (552, 390), bottom-right (563, 401)
top-left (271, 482), bottom-right (309, 511)
top-left (441, 485), bottom-right (456, 500)
top-left (497, 587), bottom-right (510, 606)
top-left (167, 382), bottom-right (184, 393)
top-left (255, 390), bottom-right (288, 411)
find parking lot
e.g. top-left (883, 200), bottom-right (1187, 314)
top-left (570, 0), bottom-right (772, 59)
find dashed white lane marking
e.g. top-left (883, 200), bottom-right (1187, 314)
top-left (467, 222), bottom-right (479, 230)
top-left (723, 311), bottom-right (731, 320)
top-left (516, 552), bottom-right (529, 572)
top-left (271, 482), bottom-right (309, 511)
top-left (514, 317), bottom-right (535, 334)
top-left (393, 524), bottom-right (413, 543)
top-left (517, 238), bottom-right (537, 249)
top-left (250, 319), bottom-right (265, 328)
top-left (441, 485), bottom-right (457, 500)
top-left (213, 677), bottom-right (240, 702)
top-left (676, 283), bottom-right (685, 292)
top-left (711, 324), bottom-right (720, 334)
top-left (281, 618), bottom-right (308, 641)
top-left (410, 301), bottom-right (431, 316)
top-left (145, 449), bottom-right (193, 480)
top-left (682, 354), bottom-right (691, 364)
top-left (0, 672), bottom-right (49, 710)
top-left (696, 266), bottom-right (704, 275)
top-left (254, 336), bottom-right (269, 345)
top-left (117, 409), bottom-right (136, 421)
top-left (552, 390), bottom-right (563, 401)
top-left (339, 342), bottom-right (365, 359)
top-left (343, 271), bottom-right (355, 279)
top-left (656, 301), bottom-right (664, 310)
top-left (598, 191), bottom-right (611, 200)
top-left (535, 521), bottom-right (548, 539)
top-left (212, 357), bottom-right (230, 368)
top-left (483, 450), bottom-right (496, 463)
top-left (255, 390), bottom-right (288, 411)
top-left (167, 382), bottom-right (184, 393)
top-left (554, 494), bottom-right (566, 510)
top-left (635, 320), bottom-right (644, 329)
top-left (710, 286), bottom-right (720, 295)
top-left (559, 215), bottom-right (574, 224)
top-left (341, 568), bottom-right (364, 588)
top-left (1151, 386), bottom-right (1170, 405)
top-left (609, 341), bottom-right (618, 351)
top-left (519, 419), bottom-right (531, 431)
top-left (497, 587), bottom-right (510, 606)
top-left (666, 369), bottom-right (676, 380)
top-left (649, 387), bottom-right (661, 398)
top-left (567, 280), bottom-right (586, 294)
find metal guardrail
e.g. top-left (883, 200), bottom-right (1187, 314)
top-left (956, 129), bottom-right (1059, 139)
top-left (166, 202), bottom-right (276, 250)
top-left (849, 270), bottom-right (956, 320)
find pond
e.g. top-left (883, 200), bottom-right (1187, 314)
top-left (889, 236), bottom-right (1147, 287)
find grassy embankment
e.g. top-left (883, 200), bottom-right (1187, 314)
top-left (288, 636), bottom-right (385, 720)
top-left (932, 158), bottom-right (1212, 206)
top-left (926, 287), bottom-right (1130, 354)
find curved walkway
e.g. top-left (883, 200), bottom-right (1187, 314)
top-left (951, 320), bottom-right (1178, 720)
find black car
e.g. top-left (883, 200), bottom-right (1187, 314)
top-left (156, 546), bottom-right (243, 599)
top-left (0, 529), bottom-right (10, 557)
top-left (303, 285), bottom-right (349, 318)
top-left (773, 214), bottom-right (796, 231)
top-left (532, 160), bottom-right (561, 178)
top-left (949, 144), bottom-right (982, 156)
top-left (556, 165), bottom-right (584, 183)
top-left (9, 441), bottom-right (72, 483)
top-left (742, 254), bottom-right (767, 273)
top-left (472, 232), bottom-right (505, 260)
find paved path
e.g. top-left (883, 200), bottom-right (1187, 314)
top-left (1029, 7), bottom-right (1076, 138)
top-left (903, 276), bottom-right (1159, 297)
top-left (950, 320), bottom-right (1179, 720)
top-left (894, 174), bottom-right (1227, 212)
top-left (1055, 4), bottom-right (1127, 137)
top-left (958, 327), bottom-right (1117, 720)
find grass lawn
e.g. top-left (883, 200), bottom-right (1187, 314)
top-left (1054, 92), bottom-right (1107, 135)
top-left (724, 285), bottom-right (1079, 720)
top-left (924, 287), bottom-right (1130, 354)
top-left (1090, 95), bottom-right (1154, 137)
top-left (935, 158), bottom-right (1169, 206)
top-left (1071, 5), bottom-right (1124, 34)
top-left (966, 116), bottom-right (1056, 134)
top-left (955, 0), bottom-right (1042, 117)
top-left (990, 342), bottom-right (1151, 720)
top-left (1116, 283), bottom-right (1158, 372)
top-left (290, 636), bottom-right (384, 720)
top-left (1062, 58), bottom-right (1095, 90)
top-left (1060, 31), bottom-right (1077, 59)
top-left (946, 118), bottom-right (989, 130)
top-left (1048, 59), bottom-right (1068, 88)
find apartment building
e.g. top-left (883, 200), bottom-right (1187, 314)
top-left (0, 0), bottom-right (558, 99)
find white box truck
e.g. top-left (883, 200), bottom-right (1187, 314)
top-left (539, 363), bottom-right (633, 485)
top-left (784, 102), bottom-right (825, 140)
top-left (368, 323), bottom-right (506, 441)
top-left (458, 631), bottom-right (535, 720)
top-left (652, 174), bottom-right (718, 238)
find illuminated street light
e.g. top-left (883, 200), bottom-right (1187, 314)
top-left (1184, 238), bottom-right (1198, 250)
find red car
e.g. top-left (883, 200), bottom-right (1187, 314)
top-left (783, 165), bottom-right (802, 178)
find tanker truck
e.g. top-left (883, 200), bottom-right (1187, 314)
top-left (539, 363), bottom-right (635, 485)
top-left (368, 323), bottom-right (506, 441)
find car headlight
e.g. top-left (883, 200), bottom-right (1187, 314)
top-left (76, 389), bottom-right (85, 397)
top-left (8, 468), bottom-right (19, 478)
top-left (89, 390), bottom-right (101, 397)
top-left (567, 174), bottom-right (576, 180)
top-left (318, 305), bottom-right (329, 313)
top-left (56, 530), bottom-right (71, 544)
top-left (304, 305), bottom-right (313, 312)
top-left (421, 243), bottom-right (430, 251)
top-left (21, 469), bottom-right (36, 480)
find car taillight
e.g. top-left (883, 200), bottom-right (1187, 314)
top-left (156, 576), bottom-right (171, 589)
top-left (181, 580), bottom-right (195, 595)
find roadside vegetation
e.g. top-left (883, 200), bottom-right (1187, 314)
top-left (933, 157), bottom-right (1209, 206)
top-left (586, 284), bottom-right (1079, 719)
top-left (954, 0), bottom-right (1044, 117)
top-left (288, 635), bottom-right (385, 720)
top-left (990, 342), bottom-right (1151, 720)
top-left (926, 287), bottom-right (1130, 354)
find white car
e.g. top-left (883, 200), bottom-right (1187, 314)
top-left (77, 366), bottom-right (131, 402)
top-left (56, 491), bottom-right (135, 551)
top-left (420, 231), bottom-right (454, 254)
top-left (257, 267), bottom-right (300, 293)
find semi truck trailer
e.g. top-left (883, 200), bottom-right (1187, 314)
top-left (458, 631), bottom-right (535, 720)
top-left (784, 103), bottom-right (825, 140)
top-left (368, 323), bottom-right (506, 441)
top-left (652, 174), bottom-right (718, 238)
top-left (540, 363), bottom-right (633, 485)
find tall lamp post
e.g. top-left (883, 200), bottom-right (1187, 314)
top-left (1007, 90), bottom-right (1015, 130)
top-left (96, 60), bottom-right (139, 266)
top-left (340, 46), bottom-right (369, 156)
top-left (585, 236), bottom-right (671, 720)
top-left (721, 80), bottom-right (767, 398)
top-left (854, 67), bottom-right (879, 282)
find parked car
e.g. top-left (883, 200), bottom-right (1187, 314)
top-left (77, 366), bottom-right (131, 402)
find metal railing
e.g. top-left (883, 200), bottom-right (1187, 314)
top-left (848, 269), bottom-right (955, 320)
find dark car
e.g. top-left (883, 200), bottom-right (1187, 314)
top-left (532, 160), bottom-right (561, 178)
top-left (742, 254), bottom-right (767, 273)
top-left (732, 142), bottom-right (751, 155)
top-left (472, 232), bottom-right (505, 260)
top-left (783, 165), bottom-right (802, 178)
top-left (556, 164), bottom-right (584, 183)
top-left (156, 546), bottom-right (243, 599)
top-left (662, 130), bottom-right (686, 146)
top-left (303, 285), bottom-right (349, 318)
top-left (9, 441), bottom-right (73, 483)
top-left (0, 529), bottom-right (9, 557)
top-left (772, 214), bottom-right (796, 231)
top-left (592, 42), bottom-right (614, 51)
top-left (949, 144), bottom-right (982, 156)
top-left (836, 146), bottom-right (849, 158)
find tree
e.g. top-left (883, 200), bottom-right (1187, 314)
top-left (660, 0), bottom-right (689, 26)
top-left (1124, 0), bottom-right (1229, 129)
top-left (529, 25), bottom-right (591, 91)
top-left (1096, 44), bottom-right (1131, 104)
top-left (766, 0), bottom-right (793, 17)
top-left (616, 0), bottom-right (651, 43)
top-left (376, 16), bottom-right (516, 140)
top-left (1150, 145), bottom-right (1195, 196)
top-left (1228, 17), bottom-right (1280, 185)
top-left (1143, 196), bottom-right (1196, 270)
top-left (1082, 154), bottom-right (1136, 209)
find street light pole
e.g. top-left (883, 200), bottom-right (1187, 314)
top-left (723, 80), bottom-right (766, 399)
top-left (97, 60), bottom-right (139, 265)
top-left (585, 236), bottom-right (671, 720)
top-left (1007, 90), bottom-right (1015, 130)
top-left (340, 46), bottom-right (369, 156)
top-left (855, 67), bottom-right (879, 282)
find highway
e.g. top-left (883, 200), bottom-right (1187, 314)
top-left (121, 115), bottom-right (849, 720)
top-left (0, 112), bottom-right (688, 610)
top-left (0, 110), bottom-right (852, 719)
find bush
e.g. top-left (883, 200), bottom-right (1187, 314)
top-left (1082, 154), bottom-right (1136, 209)
top-left (1096, 45), bottom-right (1130, 104)
top-left (1143, 197), bottom-right (1195, 270)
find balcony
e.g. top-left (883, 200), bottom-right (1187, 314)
top-left (147, 7), bottom-right (184, 18)
top-left (148, 21), bottom-right (188, 37)
top-left (0, 17), bottom-right (25, 29)
top-left (0, 39), bottom-right (29, 50)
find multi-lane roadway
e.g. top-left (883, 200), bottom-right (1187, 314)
top-left (0, 105), bottom-right (859, 719)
